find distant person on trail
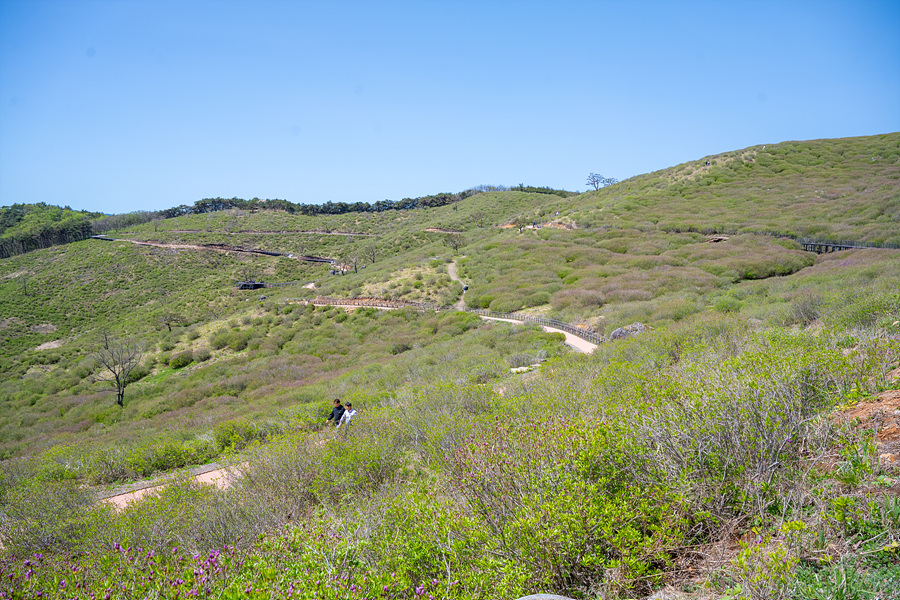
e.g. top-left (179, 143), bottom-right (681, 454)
top-left (337, 402), bottom-right (356, 428)
top-left (326, 398), bottom-right (345, 427)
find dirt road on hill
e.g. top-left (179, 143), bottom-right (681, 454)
top-left (109, 238), bottom-right (283, 257)
top-left (168, 229), bottom-right (375, 236)
top-left (98, 237), bottom-right (333, 261)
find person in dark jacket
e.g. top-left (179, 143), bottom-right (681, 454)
top-left (326, 398), bottom-right (345, 427)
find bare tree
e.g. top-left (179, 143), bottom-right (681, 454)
top-left (342, 248), bottom-right (361, 273)
top-left (363, 244), bottom-right (377, 264)
top-left (586, 173), bottom-right (619, 191)
top-left (157, 311), bottom-right (185, 332)
top-left (444, 234), bottom-right (464, 253)
top-left (94, 332), bottom-right (144, 407)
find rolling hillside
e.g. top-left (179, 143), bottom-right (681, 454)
top-left (0, 133), bottom-right (899, 599)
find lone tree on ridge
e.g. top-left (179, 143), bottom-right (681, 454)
top-left (94, 332), bottom-right (144, 407)
top-left (586, 173), bottom-right (618, 191)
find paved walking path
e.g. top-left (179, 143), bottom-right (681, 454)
top-left (97, 463), bottom-right (238, 510)
top-left (479, 316), bottom-right (597, 354)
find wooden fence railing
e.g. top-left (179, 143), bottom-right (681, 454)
top-left (465, 309), bottom-right (606, 345)
top-left (309, 296), bottom-right (440, 310)
top-left (797, 239), bottom-right (900, 253)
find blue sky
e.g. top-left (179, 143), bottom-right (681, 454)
top-left (1, 0), bottom-right (898, 214)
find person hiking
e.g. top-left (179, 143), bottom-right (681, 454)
top-left (338, 402), bottom-right (357, 428)
top-left (325, 398), bottom-right (345, 427)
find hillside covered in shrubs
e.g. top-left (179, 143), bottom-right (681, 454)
top-left (0, 133), bottom-right (898, 599)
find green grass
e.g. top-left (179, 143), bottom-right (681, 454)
top-left (1, 132), bottom-right (899, 598)
top-left (565, 133), bottom-right (900, 243)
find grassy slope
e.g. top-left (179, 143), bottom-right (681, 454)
top-left (0, 133), bottom-right (898, 461)
top-left (0, 133), bottom-right (899, 598)
top-left (564, 132), bottom-right (900, 242)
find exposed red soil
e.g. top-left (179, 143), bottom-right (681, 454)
top-left (838, 366), bottom-right (900, 465)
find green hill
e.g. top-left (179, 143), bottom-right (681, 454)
top-left (566, 133), bottom-right (900, 242)
top-left (0, 203), bottom-right (102, 258)
top-left (0, 133), bottom-right (899, 599)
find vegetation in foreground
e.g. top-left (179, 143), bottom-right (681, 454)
top-left (1, 283), bottom-right (898, 599)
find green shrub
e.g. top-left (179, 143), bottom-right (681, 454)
top-left (363, 488), bottom-right (482, 592)
top-left (451, 419), bottom-right (682, 595)
top-left (126, 362), bottom-right (151, 383)
top-left (522, 291), bottom-right (550, 308)
top-left (0, 479), bottom-right (91, 554)
top-left (169, 350), bottom-right (193, 369)
top-left (390, 341), bottom-right (412, 355)
top-left (714, 295), bottom-right (743, 313)
top-left (210, 330), bottom-right (229, 350)
top-left (211, 419), bottom-right (279, 453)
top-left (226, 330), bottom-right (252, 352)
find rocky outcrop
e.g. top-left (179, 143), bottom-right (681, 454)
top-left (610, 322), bottom-right (652, 341)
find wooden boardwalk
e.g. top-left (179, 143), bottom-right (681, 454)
top-left (798, 240), bottom-right (894, 254)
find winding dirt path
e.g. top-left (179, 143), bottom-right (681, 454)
top-left (108, 238), bottom-right (280, 257)
top-left (168, 229), bottom-right (375, 237)
top-left (98, 238), bottom-right (334, 262)
top-left (446, 260), bottom-right (467, 310)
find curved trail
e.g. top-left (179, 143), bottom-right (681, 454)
top-left (446, 260), bottom-right (597, 354)
top-left (446, 260), bottom-right (467, 310)
top-left (478, 316), bottom-right (597, 354)
top-left (168, 229), bottom-right (375, 237)
top-left (96, 237), bottom-right (334, 262)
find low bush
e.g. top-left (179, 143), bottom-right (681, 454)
top-left (126, 362), bottom-right (151, 383)
top-left (714, 295), bottom-right (743, 313)
top-left (169, 350), bottom-right (193, 369)
top-left (450, 419), bottom-right (683, 596)
top-left (227, 330), bottom-right (252, 352)
top-left (0, 478), bottom-right (92, 554)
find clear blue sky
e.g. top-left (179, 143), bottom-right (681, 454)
top-left (1, 0), bottom-right (898, 214)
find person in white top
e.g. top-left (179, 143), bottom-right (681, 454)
top-left (337, 402), bottom-right (357, 428)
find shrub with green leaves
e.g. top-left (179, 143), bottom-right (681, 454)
top-left (451, 419), bottom-right (683, 596)
top-left (169, 350), bottom-right (193, 369)
top-left (0, 478), bottom-right (92, 554)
